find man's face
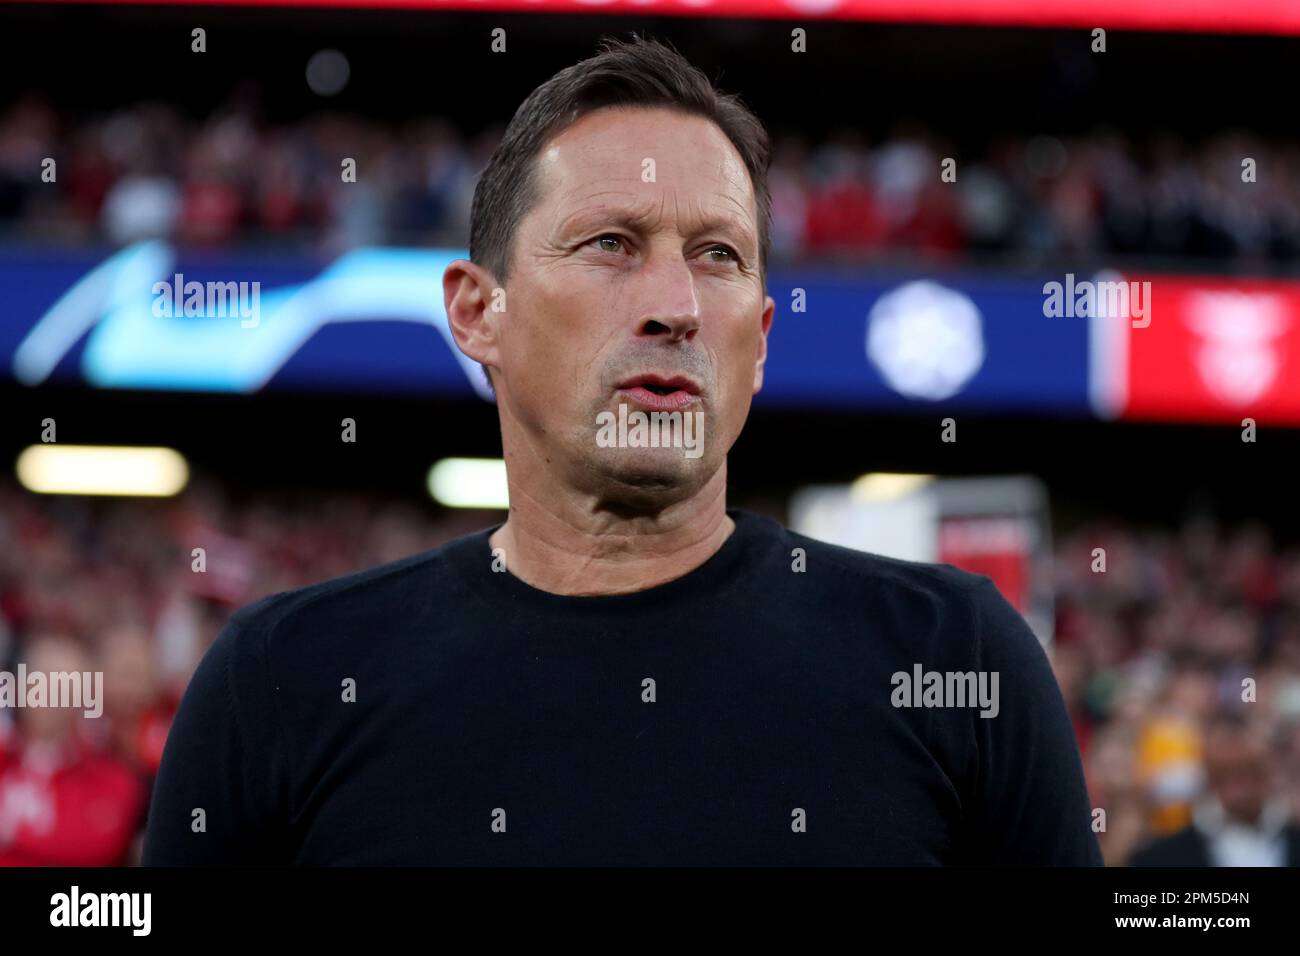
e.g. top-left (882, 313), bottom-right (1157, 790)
top-left (1205, 731), bottom-right (1269, 824)
top-left (490, 105), bottom-right (774, 508)
top-left (16, 638), bottom-right (86, 742)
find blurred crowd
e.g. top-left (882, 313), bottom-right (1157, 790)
top-left (0, 476), bottom-right (489, 865)
top-left (1, 473), bottom-right (1298, 865)
top-left (3, 94), bottom-right (1300, 268)
top-left (1054, 518), bottom-right (1300, 865)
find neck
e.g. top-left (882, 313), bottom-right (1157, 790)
top-left (489, 464), bottom-right (734, 596)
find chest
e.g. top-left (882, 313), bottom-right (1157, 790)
top-left (286, 652), bottom-right (964, 864)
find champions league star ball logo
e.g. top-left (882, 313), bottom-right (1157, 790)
top-left (865, 280), bottom-right (986, 402)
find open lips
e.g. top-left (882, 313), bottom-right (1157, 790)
top-left (615, 374), bottom-right (702, 412)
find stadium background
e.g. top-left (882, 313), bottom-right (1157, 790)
top-left (2, 0), bottom-right (1299, 866)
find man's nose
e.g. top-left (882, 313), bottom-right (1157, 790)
top-left (634, 253), bottom-right (701, 343)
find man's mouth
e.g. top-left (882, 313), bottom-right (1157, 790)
top-left (614, 374), bottom-right (702, 412)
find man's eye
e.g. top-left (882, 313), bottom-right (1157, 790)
top-left (593, 235), bottom-right (625, 253)
top-left (703, 245), bottom-right (737, 264)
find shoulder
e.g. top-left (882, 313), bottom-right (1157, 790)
top-left (784, 521), bottom-right (993, 601)
top-left (763, 510), bottom-right (997, 620)
top-left (750, 513), bottom-right (1043, 666)
top-left (213, 526), bottom-right (490, 660)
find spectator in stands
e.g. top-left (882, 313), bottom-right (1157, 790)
top-left (0, 635), bottom-right (146, 866)
top-left (1128, 711), bottom-right (1300, 866)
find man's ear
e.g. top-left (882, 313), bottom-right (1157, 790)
top-left (443, 259), bottom-right (504, 372)
top-left (752, 294), bottom-right (776, 395)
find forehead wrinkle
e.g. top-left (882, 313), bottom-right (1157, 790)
top-left (542, 119), bottom-right (758, 245)
top-left (717, 193), bottom-right (758, 249)
top-left (562, 192), bottom-right (754, 250)
top-left (549, 167), bottom-right (754, 244)
top-left (556, 194), bottom-right (666, 236)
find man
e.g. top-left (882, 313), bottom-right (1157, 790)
top-left (1129, 712), bottom-right (1300, 866)
top-left (1, 637), bottom-right (145, 866)
top-left (144, 36), bottom-right (1100, 865)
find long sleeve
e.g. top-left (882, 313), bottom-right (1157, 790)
top-left (956, 578), bottom-right (1103, 865)
top-left (143, 604), bottom-right (288, 865)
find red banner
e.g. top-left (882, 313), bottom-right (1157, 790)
top-left (938, 516), bottom-right (1032, 612)
top-left (1107, 275), bottom-right (1300, 426)
top-left (31, 0), bottom-right (1300, 37)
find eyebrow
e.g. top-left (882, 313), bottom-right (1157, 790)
top-left (560, 205), bottom-right (757, 256)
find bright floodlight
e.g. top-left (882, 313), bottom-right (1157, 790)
top-left (17, 445), bottom-right (189, 497)
top-left (427, 457), bottom-right (509, 509)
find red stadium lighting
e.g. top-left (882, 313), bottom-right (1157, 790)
top-left (35, 0), bottom-right (1300, 38)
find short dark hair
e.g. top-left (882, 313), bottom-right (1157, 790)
top-left (467, 35), bottom-right (773, 391)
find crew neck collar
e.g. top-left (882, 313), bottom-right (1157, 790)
top-left (445, 507), bottom-right (774, 614)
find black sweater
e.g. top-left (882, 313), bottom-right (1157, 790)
top-left (143, 509), bottom-right (1102, 865)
